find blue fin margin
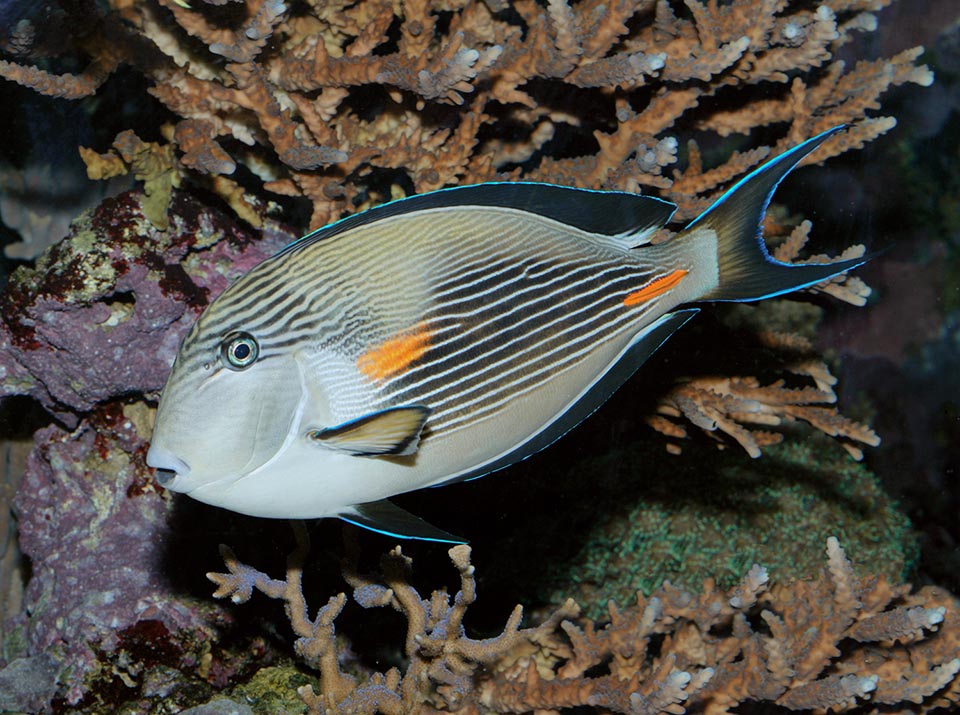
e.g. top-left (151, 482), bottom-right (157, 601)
top-left (690, 125), bottom-right (870, 302)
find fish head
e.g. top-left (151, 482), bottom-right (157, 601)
top-left (147, 319), bottom-right (311, 496)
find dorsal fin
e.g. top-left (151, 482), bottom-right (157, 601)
top-left (276, 183), bottom-right (677, 258)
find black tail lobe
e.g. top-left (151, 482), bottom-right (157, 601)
top-left (690, 126), bottom-right (869, 302)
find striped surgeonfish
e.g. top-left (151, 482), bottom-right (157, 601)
top-left (147, 126), bottom-right (867, 542)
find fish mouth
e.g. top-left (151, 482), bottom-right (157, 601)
top-left (154, 468), bottom-right (178, 487)
top-left (146, 445), bottom-right (192, 490)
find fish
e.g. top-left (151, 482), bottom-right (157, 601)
top-left (146, 126), bottom-right (867, 542)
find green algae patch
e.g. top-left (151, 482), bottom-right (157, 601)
top-left (539, 437), bottom-right (917, 619)
top-left (231, 664), bottom-right (313, 715)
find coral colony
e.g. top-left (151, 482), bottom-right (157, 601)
top-left (207, 531), bottom-right (960, 715)
top-left (0, 0), bottom-right (932, 228)
top-left (0, 0), bottom-right (956, 712)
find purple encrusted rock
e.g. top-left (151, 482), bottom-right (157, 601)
top-left (0, 654), bottom-right (59, 712)
top-left (10, 404), bottom-right (217, 704)
top-left (1, 189), bottom-right (295, 706)
top-left (0, 190), bottom-right (291, 425)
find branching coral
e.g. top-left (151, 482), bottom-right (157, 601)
top-left (209, 524), bottom-right (581, 715)
top-left (648, 359), bottom-right (881, 460)
top-left (208, 534), bottom-right (959, 715)
top-left (80, 130), bottom-right (182, 228)
top-left (0, 0), bottom-right (933, 227)
top-left (647, 292), bottom-right (881, 459)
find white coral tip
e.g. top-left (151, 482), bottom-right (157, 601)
top-left (927, 606), bottom-right (946, 626)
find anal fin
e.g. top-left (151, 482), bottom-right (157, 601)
top-left (340, 499), bottom-right (465, 543)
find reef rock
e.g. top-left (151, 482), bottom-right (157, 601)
top-left (0, 189), bottom-right (290, 425)
top-left (8, 402), bottom-right (207, 704)
top-left (1, 190), bottom-right (293, 706)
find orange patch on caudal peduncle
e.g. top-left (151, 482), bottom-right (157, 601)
top-left (358, 325), bottom-right (432, 381)
top-left (623, 269), bottom-right (689, 306)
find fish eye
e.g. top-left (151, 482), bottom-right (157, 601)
top-left (220, 332), bottom-right (259, 370)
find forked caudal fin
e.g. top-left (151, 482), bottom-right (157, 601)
top-left (691, 126), bottom-right (869, 302)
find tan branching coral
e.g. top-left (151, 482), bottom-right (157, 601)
top-left (647, 289), bottom-right (881, 459)
top-left (0, 0), bottom-right (932, 227)
top-left (0, 55), bottom-right (118, 100)
top-left (208, 534), bottom-right (959, 715)
top-left (208, 524), bottom-right (581, 715)
top-left (79, 130), bottom-right (181, 228)
top-left (648, 358), bottom-right (881, 460)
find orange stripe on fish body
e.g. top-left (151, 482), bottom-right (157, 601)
top-left (623, 269), bottom-right (689, 306)
top-left (358, 325), bottom-right (432, 381)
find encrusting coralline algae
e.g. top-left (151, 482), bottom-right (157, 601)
top-left (0, 193), bottom-right (291, 706)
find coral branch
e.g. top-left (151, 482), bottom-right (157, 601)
top-left (208, 535), bottom-right (959, 715)
top-left (649, 361), bottom-right (880, 460)
top-left (3, 0), bottom-right (928, 230)
top-left (79, 130), bottom-right (182, 228)
top-left (0, 56), bottom-right (117, 99)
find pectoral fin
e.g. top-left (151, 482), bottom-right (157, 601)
top-left (308, 405), bottom-right (431, 456)
top-left (340, 499), bottom-right (465, 543)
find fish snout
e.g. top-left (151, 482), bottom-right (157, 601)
top-left (146, 445), bottom-right (191, 489)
